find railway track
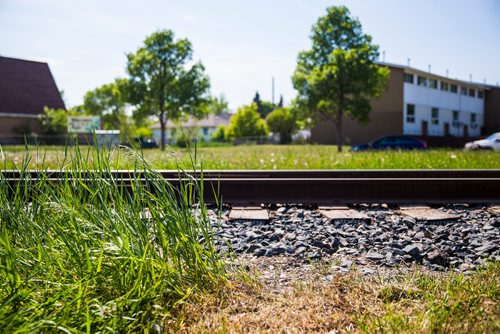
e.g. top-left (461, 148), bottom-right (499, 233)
top-left (3, 169), bottom-right (500, 205)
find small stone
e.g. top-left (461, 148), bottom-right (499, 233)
top-left (277, 207), bottom-right (287, 214)
top-left (246, 244), bottom-right (261, 253)
top-left (366, 251), bottom-right (385, 261)
top-left (338, 237), bottom-right (349, 247)
top-left (361, 268), bottom-right (376, 275)
top-left (489, 218), bottom-right (500, 228)
top-left (427, 249), bottom-right (450, 267)
top-left (403, 244), bottom-right (422, 258)
top-left (340, 259), bottom-right (353, 268)
top-left (402, 216), bottom-right (416, 227)
top-left (245, 230), bottom-right (260, 240)
top-left (296, 246), bottom-right (307, 255)
top-left (475, 242), bottom-right (498, 254)
top-left (324, 275), bottom-right (333, 282)
top-left (284, 246), bottom-right (296, 254)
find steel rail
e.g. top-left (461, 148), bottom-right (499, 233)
top-left (2, 169), bottom-right (500, 205)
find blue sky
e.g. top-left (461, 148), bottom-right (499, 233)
top-left (1, 0), bottom-right (499, 110)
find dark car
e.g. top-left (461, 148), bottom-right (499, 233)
top-left (351, 135), bottom-right (427, 152)
top-left (122, 137), bottom-right (159, 149)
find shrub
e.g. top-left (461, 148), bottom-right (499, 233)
top-left (266, 107), bottom-right (298, 144)
top-left (225, 104), bottom-right (268, 140)
top-left (212, 125), bottom-right (227, 142)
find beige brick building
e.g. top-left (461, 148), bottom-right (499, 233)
top-left (312, 63), bottom-right (500, 147)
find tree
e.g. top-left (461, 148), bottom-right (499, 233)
top-left (277, 94), bottom-right (284, 108)
top-left (225, 103), bottom-right (268, 140)
top-left (126, 30), bottom-right (210, 150)
top-left (208, 94), bottom-right (229, 115)
top-left (252, 91), bottom-right (275, 118)
top-left (83, 78), bottom-right (129, 130)
top-left (212, 124), bottom-right (227, 142)
top-left (266, 107), bottom-right (298, 144)
top-left (292, 6), bottom-right (389, 152)
top-left (39, 107), bottom-right (67, 135)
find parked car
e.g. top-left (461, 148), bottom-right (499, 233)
top-left (351, 135), bottom-right (427, 152)
top-left (122, 137), bottom-right (159, 149)
top-left (464, 132), bottom-right (500, 151)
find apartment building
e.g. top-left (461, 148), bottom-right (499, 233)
top-left (311, 63), bottom-right (500, 146)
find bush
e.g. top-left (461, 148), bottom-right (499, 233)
top-left (225, 104), bottom-right (268, 140)
top-left (212, 125), bottom-right (227, 142)
top-left (39, 107), bottom-right (68, 135)
top-left (266, 107), bottom-right (298, 144)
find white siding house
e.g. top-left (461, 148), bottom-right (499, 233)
top-left (152, 114), bottom-right (230, 144)
top-left (402, 70), bottom-right (485, 137)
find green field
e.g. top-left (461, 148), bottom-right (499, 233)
top-left (1, 145), bottom-right (499, 170)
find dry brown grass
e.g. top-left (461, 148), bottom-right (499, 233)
top-left (166, 261), bottom-right (500, 333)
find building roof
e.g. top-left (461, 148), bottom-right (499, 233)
top-left (0, 56), bottom-right (66, 115)
top-left (378, 61), bottom-right (493, 90)
top-left (152, 113), bottom-right (230, 129)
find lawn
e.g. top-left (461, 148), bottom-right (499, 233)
top-left (1, 144), bottom-right (499, 170)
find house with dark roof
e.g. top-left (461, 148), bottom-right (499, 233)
top-left (0, 56), bottom-right (65, 144)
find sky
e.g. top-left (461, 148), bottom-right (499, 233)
top-left (1, 0), bottom-right (499, 110)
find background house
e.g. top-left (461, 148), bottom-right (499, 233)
top-left (152, 113), bottom-right (230, 144)
top-left (0, 56), bottom-right (66, 144)
top-left (312, 62), bottom-right (500, 147)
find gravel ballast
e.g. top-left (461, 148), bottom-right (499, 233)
top-left (209, 205), bottom-right (500, 273)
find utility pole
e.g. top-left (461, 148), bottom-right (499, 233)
top-left (272, 76), bottom-right (275, 106)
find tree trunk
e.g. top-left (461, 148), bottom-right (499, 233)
top-left (160, 111), bottom-right (166, 151)
top-left (336, 110), bottom-right (343, 153)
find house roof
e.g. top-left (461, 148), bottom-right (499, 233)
top-left (152, 113), bottom-right (230, 129)
top-left (0, 56), bottom-right (66, 115)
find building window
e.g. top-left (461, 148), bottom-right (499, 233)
top-left (460, 87), bottom-right (467, 95)
top-left (477, 91), bottom-right (484, 99)
top-left (429, 79), bottom-right (438, 89)
top-left (468, 88), bottom-right (475, 97)
top-left (203, 127), bottom-right (209, 136)
top-left (431, 108), bottom-right (439, 125)
top-left (404, 73), bottom-right (414, 84)
top-left (470, 113), bottom-right (478, 129)
top-left (417, 76), bottom-right (427, 86)
top-left (452, 111), bottom-right (459, 127)
top-left (440, 82), bottom-right (449, 91)
top-left (406, 104), bottom-right (415, 123)
top-left (450, 84), bottom-right (458, 93)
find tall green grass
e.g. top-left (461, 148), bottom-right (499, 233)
top-left (0, 144), bottom-right (226, 332)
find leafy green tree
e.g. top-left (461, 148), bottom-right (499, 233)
top-left (208, 94), bottom-right (230, 115)
top-left (83, 78), bottom-right (129, 130)
top-left (226, 104), bottom-right (268, 140)
top-left (126, 30), bottom-right (210, 150)
top-left (266, 107), bottom-right (298, 144)
top-left (39, 107), bottom-right (67, 135)
top-left (293, 6), bottom-right (389, 152)
top-left (212, 124), bottom-right (227, 142)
